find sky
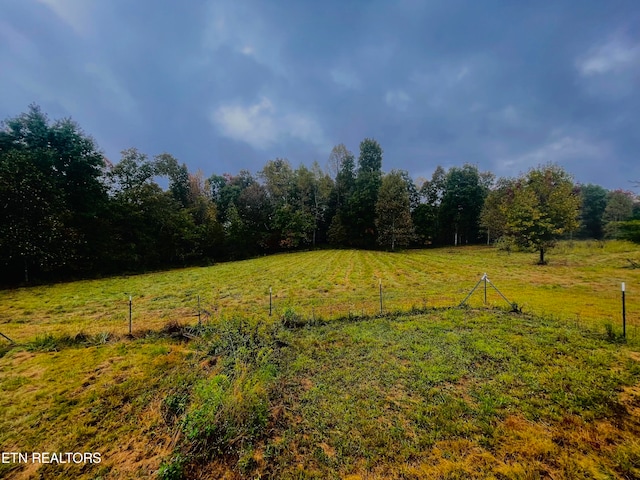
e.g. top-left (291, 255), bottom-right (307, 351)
top-left (1, 0), bottom-right (639, 189)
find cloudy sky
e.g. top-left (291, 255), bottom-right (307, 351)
top-left (1, 0), bottom-right (639, 189)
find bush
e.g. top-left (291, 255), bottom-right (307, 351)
top-left (619, 220), bottom-right (640, 243)
top-left (157, 453), bottom-right (187, 480)
top-left (181, 366), bottom-right (274, 457)
top-left (163, 317), bottom-right (281, 474)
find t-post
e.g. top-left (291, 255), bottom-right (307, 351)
top-left (197, 295), bottom-right (201, 326)
top-left (622, 282), bottom-right (626, 339)
top-left (484, 272), bottom-right (487, 305)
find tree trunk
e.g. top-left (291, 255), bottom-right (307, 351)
top-left (24, 258), bottom-right (29, 283)
top-left (539, 247), bottom-right (545, 265)
top-left (391, 218), bottom-right (396, 251)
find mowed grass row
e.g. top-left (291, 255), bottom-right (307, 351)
top-left (1, 241), bottom-right (640, 343)
top-left (0, 336), bottom-right (200, 479)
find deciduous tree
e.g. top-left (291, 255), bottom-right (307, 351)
top-left (375, 172), bottom-right (414, 250)
top-left (578, 184), bottom-right (608, 239)
top-left (500, 165), bottom-right (580, 264)
top-left (603, 190), bottom-right (635, 239)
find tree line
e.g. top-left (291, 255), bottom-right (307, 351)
top-left (1, 105), bottom-right (639, 285)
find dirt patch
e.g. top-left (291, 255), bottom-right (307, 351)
top-left (8, 350), bottom-right (36, 365)
top-left (319, 442), bottom-right (336, 458)
top-left (620, 384), bottom-right (640, 418)
top-left (300, 378), bottom-right (313, 391)
top-left (100, 399), bottom-right (174, 479)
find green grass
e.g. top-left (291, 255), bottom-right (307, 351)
top-left (261, 309), bottom-right (640, 479)
top-left (1, 241), bottom-right (639, 344)
top-left (0, 335), bottom-right (203, 479)
top-left (1, 241), bottom-right (640, 478)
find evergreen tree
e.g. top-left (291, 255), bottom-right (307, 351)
top-left (350, 138), bottom-right (383, 247)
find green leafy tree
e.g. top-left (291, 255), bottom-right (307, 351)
top-left (480, 178), bottom-right (512, 244)
top-left (350, 138), bottom-right (383, 247)
top-left (439, 164), bottom-right (489, 246)
top-left (327, 144), bottom-right (355, 212)
top-left (413, 166), bottom-right (446, 245)
top-left (155, 153), bottom-right (190, 207)
top-left (375, 172), bottom-right (415, 250)
top-left (327, 145), bottom-right (356, 246)
top-left (578, 184), bottom-right (608, 239)
top-left (0, 105), bottom-right (107, 282)
top-left (296, 162), bottom-right (334, 247)
top-left (233, 183), bottom-right (271, 253)
top-left (260, 158), bottom-right (309, 249)
top-left (186, 170), bottom-right (224, 261)
top-left (106, 148), bottom-right (197, 270)
top-left (618, 220), bottom-right (640, 243)
top-left (0, 150), bottom-right (72, 282)
top-left (208, 171), bottom-right (255, 224)
top-left (603, 190), bottom-right (635, 239)
top-left (501, 165), bottom-right (580, 264)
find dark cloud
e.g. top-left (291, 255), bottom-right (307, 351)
top-left (1, 0), bottom-right (639, 188)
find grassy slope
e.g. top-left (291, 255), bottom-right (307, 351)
top-left (0, 242), bottom-right (639, 479)
top-left (0, 336), bottom-right (202, 479)
top-left (267, 310), bottom-right (640, 479)
top-left (1, 241), bottom-right (640, 343)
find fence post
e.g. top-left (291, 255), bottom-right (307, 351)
top-left (484, 273), bottom-right (487, 305)
top-left (128, 295), bottom-right (132, 335)
top-left (379, 279), bottom-right (383, 315)
top-left (269, 287), bottom-right (272, 316)
top-left (622, 282), bottom-right (626, 339)
top-left (197, 295), bottom-right (201, 326)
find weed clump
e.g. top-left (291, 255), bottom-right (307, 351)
top-left (25, 331), bottom-right (115, 352)
top-left (160, 316), bottom-right (283, 478)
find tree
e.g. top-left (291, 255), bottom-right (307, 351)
top-left (327, 144), bottom-right (355, 220)
top-left (413, 166), bottom-right (446, 245)
top-left (155, 153), bottom-right (190, 207)
top-left (439, 164), bottom-right (489, 246)
top-left (106, 148), bottom-right (198, 270)
top-left (603, 190), bottom-right (635, 239)
top-left (578, 184), bottom-right (608, 239)
top-left (235, 183), bottom-right (271, 252)
top-left (296, 162), bottom-right (333, 247)
top-left (186, 170), bottom-right (224, 261)
top-left (480, 178), bottom-right (512, 244)
top-left (0, 150), bottom-right (72, 282)
top-left (350, 138), bottom-right (383, 247)
top-left (327, 145), bottom-right (356, 246)
top-left (500, 164), bottom-right (580, 264)
top-left (208, 170), bottom-right (256, 224)
top-left (375, 172), bottom-right (414, 250)
top-left (0, 104), bottom-right (107, 282)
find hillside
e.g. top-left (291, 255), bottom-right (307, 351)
top-left (1, 242), bottom-right (640, 478)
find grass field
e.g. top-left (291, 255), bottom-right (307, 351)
top-left (1, 242), bottom-right (640, 479)
top-left (1, 240), bottom-right (640, 343)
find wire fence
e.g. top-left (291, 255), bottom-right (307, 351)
top-left (1, 275), bottom-right (637, 345)
top-left (123, 279), bottom-right (638, 341)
